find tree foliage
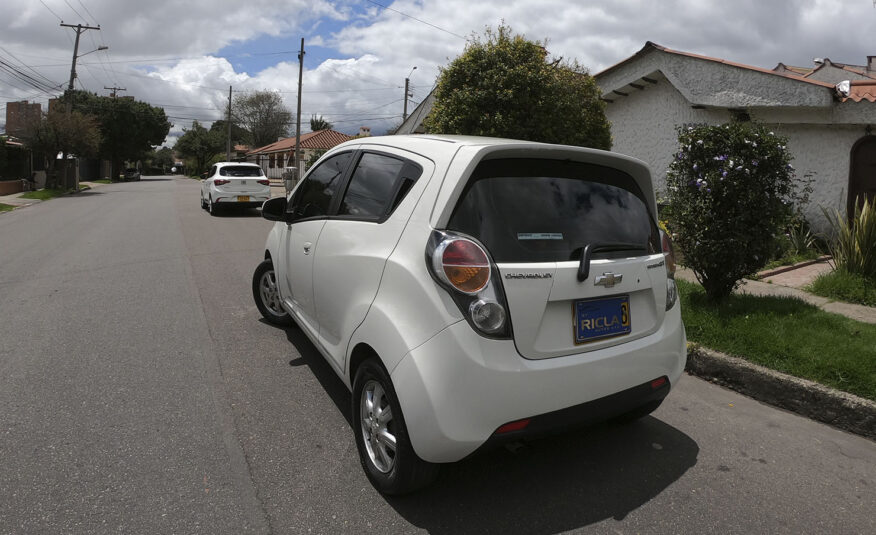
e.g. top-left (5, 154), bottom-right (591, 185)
top-left (174, 120), bottom-right (224, 175)
top-left (209, 119), bottom-right (251, 146)
top-left (68, 90), bottom-right (170, 179)
top-left (309, 115), bottom-right (333, 131)
top-left (21, 109), bottom-right (101, 187)
top-left (664, 122), bottom-right (800, 300)
top-left (232, 91), bottom-right (292, 149)
top-left (424, 25), bottom-right (611, 149)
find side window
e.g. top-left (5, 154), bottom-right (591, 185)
top-left (208, 165), bottom-right (217, 177)
top-left (289, 152), bottom-right (353, 219)
top-left (338, 152), bottom-right (420, 219)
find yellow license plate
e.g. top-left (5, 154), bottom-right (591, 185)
top-left (237, 195), bottom-right (250, 202)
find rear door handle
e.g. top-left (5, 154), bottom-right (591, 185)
top-left (303, 242), bottom-right (312, 255)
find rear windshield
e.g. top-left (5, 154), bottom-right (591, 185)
top-left (220, 166), bottom-right (263, 177)
top-left (447, 158), bottom-right (659, 263)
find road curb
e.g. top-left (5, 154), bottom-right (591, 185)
top-left (756, 255), bottom-right (832, 279)
top-left (685, 345), bottom-right (876, 441)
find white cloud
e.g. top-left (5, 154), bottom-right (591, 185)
top-left (3, 0), bottom-right (876, 142)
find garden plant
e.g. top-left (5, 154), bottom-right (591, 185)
top-left (664, 122), bottom-right (802, 300)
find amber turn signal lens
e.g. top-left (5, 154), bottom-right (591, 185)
top-left (443, 265), bottom-right (490, 293)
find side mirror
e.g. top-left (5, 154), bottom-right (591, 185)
top-left (261, 196), bottom-right (288, 222)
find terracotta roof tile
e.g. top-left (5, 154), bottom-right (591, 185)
top-left (247, 129), bottom-right (355, 154)
top-left (843, 80), bottom-right (876, 102)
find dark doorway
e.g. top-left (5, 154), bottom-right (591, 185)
top-left (848, 135), bottom-right (876, 216)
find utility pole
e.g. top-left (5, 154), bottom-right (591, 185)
top-left (61, 22), bottom-right (99, 190)
top-left (294, 38), bottom-right (304, 177)
top-left (62, 23), bottom-right (100, 114)
top-left (403, 78), bottom-right (410, 120)
top-left (103, 86), bottom-right (126, 98)
top-left (226, 86), bottom-right (232, 161)
top-left (403, 66), bottom-right (416, 121)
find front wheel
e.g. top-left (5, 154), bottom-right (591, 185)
top-left (352, 359), bottom-right (439, 494)
top-left (252, 259), bottom-right (291, 325)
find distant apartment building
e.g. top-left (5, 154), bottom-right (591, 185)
top-left (4, 101), bottom-right (42, 137)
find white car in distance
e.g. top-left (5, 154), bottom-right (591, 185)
top-left (201, 162), bottom-right (271, 215)
top-left (252, 135), bottom-right (686, 494)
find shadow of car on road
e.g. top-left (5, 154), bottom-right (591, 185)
top-left (268, 320), bottom-right (699, 532)
top-left (210, 207), bottom-right (264, 218)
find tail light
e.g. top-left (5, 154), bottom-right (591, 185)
top-left (427, 231), bottom-right (511, 338)
top-left (661, 230), bottom-right (678, 310)
top-left (214, 179), bottom-right (230, 185)
top-left (257, 179), bottom-right (270, 186)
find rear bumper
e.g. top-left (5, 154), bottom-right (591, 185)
top-left (214, 194), bottom-right (270, 207)
top-left (390, 304), bottom-right (686, 463)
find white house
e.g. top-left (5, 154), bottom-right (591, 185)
top-left (595, 42), bottom-right (876, 231)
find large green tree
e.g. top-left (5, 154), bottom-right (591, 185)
top-left (424, 25), bottom-right (611, 149)
top-left (68, 90), bottom-right (170, 180)
top-left (209, 119), bottom-right (251, 147)
top-left (232, 90), bottom-right (292, 149)
top-left (21, 108), bottom-right (101, 188)
top-left (174, 120), bottom-right (224, 175)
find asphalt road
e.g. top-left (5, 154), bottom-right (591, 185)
top-left (0, 176), bottom-right (873, 534)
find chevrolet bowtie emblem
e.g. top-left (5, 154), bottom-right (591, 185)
top-left (594, 272), bottom-right (622, 288)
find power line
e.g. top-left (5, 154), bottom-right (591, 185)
top-left (76, 0), bottom-right (99, 26)
top-left (363, 0), bottom-right (468, 40)
top-left (37, 0), bottom-right (64, 22)
top-left (61, 0), bottom-right (88, 24)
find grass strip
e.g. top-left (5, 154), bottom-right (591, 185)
top-left (806, 270), bottom-right (876, 307)
top-left (20, 188), bottom-right (68, 200)
top-left (92, 179), bottom-right (112, 184)
top-left (678, 279), bottom-right (876, 402)
top-left (0, 203), bottom-right (14, 212)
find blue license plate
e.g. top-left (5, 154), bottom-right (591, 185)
top-left (573, 295), bottom-right (631, 344)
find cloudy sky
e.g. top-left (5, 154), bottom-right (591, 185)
top-left (2, 0), bottom-right (875, 146)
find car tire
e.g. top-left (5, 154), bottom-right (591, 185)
top-left (208, 196), bottom-right (220, 216)
top-left (252, 259), bottom-right (292, 326)
top-left (352, 358), bottom-right (440, 495)
top-left (201, 194), bottom-right (207, 210)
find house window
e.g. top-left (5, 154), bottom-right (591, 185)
top-left (277, 153), bottom-right (284, 167)
top-left (269, 154), bottom-right (275, 168)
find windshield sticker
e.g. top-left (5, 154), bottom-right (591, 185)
top-left (517, 233), bottom-right (564, 241)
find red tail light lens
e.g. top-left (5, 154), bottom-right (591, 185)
top-left (257, 179), bottom-right (270, 186)
top-left (661, 230), bottom-right (676, 276)
top-left (214, 179), bottom-right (230, 186)
top-left (439, 239), bottom-right (490, 294)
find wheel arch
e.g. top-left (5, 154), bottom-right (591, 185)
top-left (348, 342), bottom-right (382, 387)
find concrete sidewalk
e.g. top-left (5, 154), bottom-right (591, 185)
top-left (0, 181), bottom-right (107, 209)
top-left (677, 264), bottom-right (876, 324)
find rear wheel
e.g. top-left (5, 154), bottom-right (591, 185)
top-left (352, 359), bottom-right (439, 494)
top-left (208, 196), bottom-right (220, 216)
top-left (252, 259), bottom-right (291, 325)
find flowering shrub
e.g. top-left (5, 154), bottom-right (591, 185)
top-left (665, 122), bottom-right (797, 300)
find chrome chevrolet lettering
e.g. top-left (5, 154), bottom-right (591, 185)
top-left (504, 273), bottom-right (553, 279)
top-left (647, 259), bottom-right (665, 269)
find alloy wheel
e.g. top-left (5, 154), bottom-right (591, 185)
top-left (360, 380), bottom-right (397, 473)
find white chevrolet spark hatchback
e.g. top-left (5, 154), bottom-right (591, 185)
top-left (252, 136), bottom-right (686, 494)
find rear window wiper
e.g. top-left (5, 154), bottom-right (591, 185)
top-left (576, 242), bottom-right (647, 282)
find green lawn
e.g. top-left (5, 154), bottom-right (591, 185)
top-left (20, 188), bottom-right (68, 200)
top-left (806, 270), bottom-right (876, 307)
top-left (0, 203), bottom-right (14, 212)
top-left (92, 179), bottom-right (112, 184)
top-left (678, 279), bottom-right (876, 401)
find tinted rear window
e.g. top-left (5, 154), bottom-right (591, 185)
top-left (447, 159), bottom-right (659, 263)
top-left (220, 166), bottom-right (263, 177)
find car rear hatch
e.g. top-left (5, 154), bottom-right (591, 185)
top-left (217, 166), bottom-right (268, 193)
top-left (445, 156), bottom-right (667, 360)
